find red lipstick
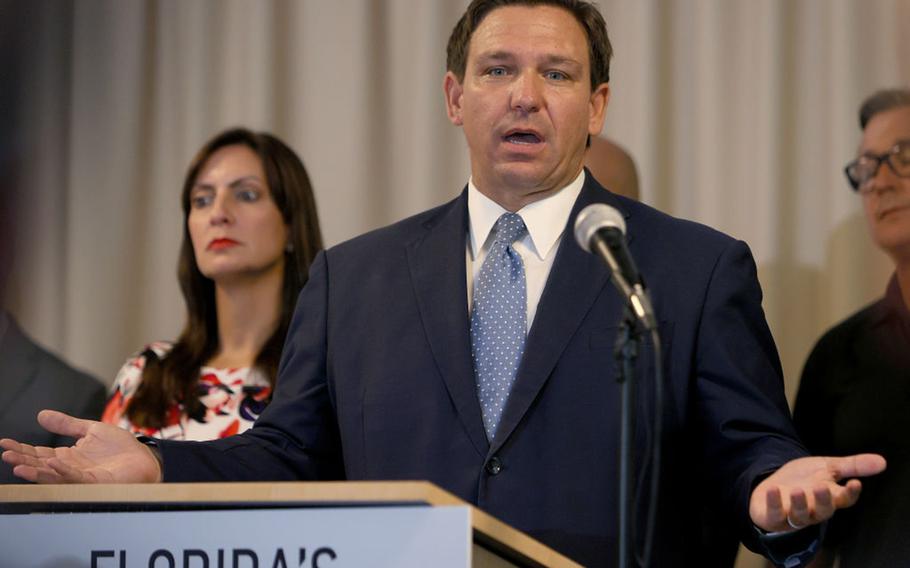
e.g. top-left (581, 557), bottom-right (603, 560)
top-left (207, 238), bottom-right (240, 251)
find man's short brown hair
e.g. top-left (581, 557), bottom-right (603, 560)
top-left (446, 0), bottom-right (613, 91)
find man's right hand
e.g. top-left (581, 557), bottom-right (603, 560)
top-left (0, 409), bottom-right (162, 483)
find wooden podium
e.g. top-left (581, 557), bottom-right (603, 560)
top-left (0, 481), bottom-right (581, 567)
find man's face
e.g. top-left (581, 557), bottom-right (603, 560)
top-left (443, 5), bottom-right (610, 210)
top-left (859, 106), bottom-right (910, 262)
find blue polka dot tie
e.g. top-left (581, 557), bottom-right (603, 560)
top-left (471, 212), bottom-right (528, 440)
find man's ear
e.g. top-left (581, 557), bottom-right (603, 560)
top-left (587, 82), bottom-right (611, 136)
top-left (443, 71), bottom-right (465, 126)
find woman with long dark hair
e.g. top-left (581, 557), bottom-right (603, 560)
top-left (102, 128), bottom-right (322, 439)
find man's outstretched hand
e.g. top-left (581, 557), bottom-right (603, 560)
top-left (0, 409), bottom-right (162, 484)
top-left (750, 454), bottom-right (886, 532)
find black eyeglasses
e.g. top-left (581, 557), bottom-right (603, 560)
top-left (844, 140), bottom-right (910, 193)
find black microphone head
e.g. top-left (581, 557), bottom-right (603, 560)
top-left (574, 203), bottom-right (627, 253)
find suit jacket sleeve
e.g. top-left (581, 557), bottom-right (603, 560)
top-left (691, 239), bottom-right (810, 550)
top-left (158, 251), bottom-right (344, 481)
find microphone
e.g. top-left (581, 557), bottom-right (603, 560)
top-left (574, 203), bottom-right (656, 330)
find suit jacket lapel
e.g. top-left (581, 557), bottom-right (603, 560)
top-left (491, 176), bottom-right (632, 451)
top-left (407, 190), bottom-right (490, 457)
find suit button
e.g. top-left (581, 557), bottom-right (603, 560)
top-left (485, 456), bottom-right (502, 475)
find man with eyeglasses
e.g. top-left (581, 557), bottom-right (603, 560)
top-left (793, 88), bottom-right (910, 567)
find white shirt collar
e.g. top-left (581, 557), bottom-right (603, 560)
top-left (467, 169), bottom-right (586, 261)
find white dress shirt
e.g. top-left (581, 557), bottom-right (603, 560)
top-left (466, 170), bottom-right (586, 331)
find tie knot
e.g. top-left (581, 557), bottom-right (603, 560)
top-left (493, 213), bottom-right (527, 247)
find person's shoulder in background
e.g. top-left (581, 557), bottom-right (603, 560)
top-left (0, 313), bottom-right (105, 482)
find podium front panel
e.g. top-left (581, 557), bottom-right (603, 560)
top-left (0, 482), bottom-right (581, 567)
top-left (1, 506), bottom-right (471, 568)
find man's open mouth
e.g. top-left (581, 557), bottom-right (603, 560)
top-left (504, 131), bottom-right (542, 144)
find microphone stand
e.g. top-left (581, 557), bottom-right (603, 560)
top-left (585, 228), bottom-right (659, 567)
top-left (614, 307), bottom-right (642, 568)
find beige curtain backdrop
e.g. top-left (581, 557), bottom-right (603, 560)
top-left (2, 1), bottom-right (908, 564)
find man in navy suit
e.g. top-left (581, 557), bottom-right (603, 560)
top-left (1, 1), bottom-right (885, 566)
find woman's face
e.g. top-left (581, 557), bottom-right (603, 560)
top-left (188, 144), bottom-right (289, 284)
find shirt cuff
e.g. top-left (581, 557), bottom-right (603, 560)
top-left (754, 522), bottom-right (824, 568)
top-left (136, 435), bottom-right (165, 482)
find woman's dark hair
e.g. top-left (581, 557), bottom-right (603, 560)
top-left (126, 128), bottom-right (323, 428)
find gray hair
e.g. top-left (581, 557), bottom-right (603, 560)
top-left (859, 88), bottom-right (910, 129)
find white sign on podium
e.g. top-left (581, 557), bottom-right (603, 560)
top-left (0, 505), bottom-right (471, 568)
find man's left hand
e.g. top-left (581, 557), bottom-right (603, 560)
top-left (749, 454), bottom-right (886, 532)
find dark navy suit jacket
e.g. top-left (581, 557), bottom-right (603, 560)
top-left (161, 174), bottom-right (807, 566)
